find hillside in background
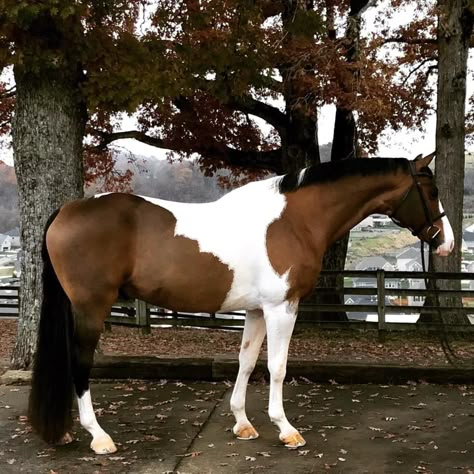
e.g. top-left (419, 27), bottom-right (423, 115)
top-left (0, 153), bottom-right (235, 232)
top-left (86, 153), bottom-right (231, 203)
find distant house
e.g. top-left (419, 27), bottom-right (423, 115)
top-left (353, 216), bottom-right (374, 231)
top-left (396, 245), bottom-right (429, 271)
top-left (406, 278), bottom-right (426, 306)
top-left (463, 231), bottom-right (474, 253)
top-left (403, 258), bottom-right (423, 272)
top-left (0, 235), bottom-right (12, 252)
top-left (355, 256), bottom-right (395, 271)
top-left (354, 257), bottom-right (400, 290)
top-left (344, 294), bottom-right (394, 321)
top-left (5, 228), bottom-right (20, 248)
top-left (372, 214), bottom-right (394, 228)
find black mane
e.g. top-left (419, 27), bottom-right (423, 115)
top-left (277, 158), bottom-right (411, 194)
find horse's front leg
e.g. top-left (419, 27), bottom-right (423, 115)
top-left (264, 302), bottom-right (305, 449)
top-left (231, 309), bottom-right (266, 440)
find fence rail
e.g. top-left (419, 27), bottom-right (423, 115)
top-left (1, 270), bottom-right (474, 334)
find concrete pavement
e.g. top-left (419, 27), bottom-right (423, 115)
top-left (0, 379), bottom-right (473, 473)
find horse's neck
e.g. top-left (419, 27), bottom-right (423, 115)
top-left (291, 172), bottom-right (409, 248)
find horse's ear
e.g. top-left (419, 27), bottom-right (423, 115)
top-left (414, 151), bottom-right (435, 170)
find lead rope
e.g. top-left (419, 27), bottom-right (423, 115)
top-left (420, 241), bottom-right (472, 367)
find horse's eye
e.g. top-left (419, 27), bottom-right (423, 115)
top-left (429, 188), bottom-right (439, 200)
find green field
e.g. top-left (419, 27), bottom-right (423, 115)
top-left (347, 230), bottom-right (417, 266)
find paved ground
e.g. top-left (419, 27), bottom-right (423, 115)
top-left (0, 380), bottom-right (473, 473)
top-left (0, 381), bottom-right (474, 474)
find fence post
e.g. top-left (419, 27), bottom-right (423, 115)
top-left (136, 299), bottom-right (151, 335)
top-left (377, 270), bottom-right (386, 341)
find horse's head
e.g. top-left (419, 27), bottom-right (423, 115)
top-left (391, 153), bottom-right (454, 256)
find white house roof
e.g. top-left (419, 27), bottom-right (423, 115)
top-left (355, 256), bottom-right (394, 271)
top-left (396, 244), bottom-right (429, 260)
top-left (463, 231), bottom-right (474, 243)
top-left (5, 228), bottom-right (19, 237)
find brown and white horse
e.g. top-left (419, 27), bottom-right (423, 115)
top-left (28, 153), bottom-right (453, 453)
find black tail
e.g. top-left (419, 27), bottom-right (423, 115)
top-left (28, 209), bottom-right (75, 444)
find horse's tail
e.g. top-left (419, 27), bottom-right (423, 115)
top-left (28, 208), bottom-right (75, 444)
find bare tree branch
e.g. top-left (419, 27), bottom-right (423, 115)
top-left (96, 130), bottom-right (165, 150)
top-left (401, 57), bottom-right (437, 86)
top-left (227, 95), bottom-right (287, 133)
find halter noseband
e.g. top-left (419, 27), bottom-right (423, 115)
top-left (391, 161), bottom-right (446, 243)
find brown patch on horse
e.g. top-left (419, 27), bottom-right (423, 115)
top-left (47, 194), bottom-right (234, 315)
top-left (122, 198), bottom-right (234, 312)
top-left (266, 189), bottom-right (324, 302)
top-left (46, 195), bottom-right (137, 312)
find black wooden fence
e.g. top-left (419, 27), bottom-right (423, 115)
top-left (1, 270), bottom-right (473, 334)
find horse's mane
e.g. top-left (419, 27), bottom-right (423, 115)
top-left (277, 157), bottom-right (411, 194)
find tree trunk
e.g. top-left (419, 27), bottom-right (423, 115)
top-left (311, 109), bottom-right (356, 322)
top-left (419, 0), bottom-right (473, 325)
top-left (302, 0), bottom-right (368, 322)
top-left (10, 68), bottom-right (86, 369)
top-left (279, 0), bottom-right (320, 173)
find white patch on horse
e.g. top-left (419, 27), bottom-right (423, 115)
top-left (141, 178), bottom-right (290, 311)
top-left (436, 202), bottom-right (455, 256)
top-left (77, 389), bottom-right (117, 454)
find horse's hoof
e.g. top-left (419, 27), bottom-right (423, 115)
top-left (280, 431), bottom-right (306, 449)
top-left (91, 435), bottom-right (117, 454)
top-left (57, 432), bottom-right (74, 445)
top-left (233, 423), bottom-right (259, 440)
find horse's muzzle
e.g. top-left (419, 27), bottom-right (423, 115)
top-left (435, 238), bottom-right (454, 257)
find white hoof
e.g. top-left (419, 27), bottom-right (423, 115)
top-left (233, 423), bottom-right (260, 440)
top-left (280, 431), bottom-right (306, 449)
top-left (91, 434), bottom-right (117, 454)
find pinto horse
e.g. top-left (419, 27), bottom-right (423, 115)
top-left (28, 153), bottom-right (454, 453)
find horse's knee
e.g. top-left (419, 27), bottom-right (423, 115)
top-left (268, 360), bottom-right (286, 384)
top-left (238, 359), bottom-right (256, 378)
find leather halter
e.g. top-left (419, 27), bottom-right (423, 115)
top-left (390, 161), bottom-right (446, 243)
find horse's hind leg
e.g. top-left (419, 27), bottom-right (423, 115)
top-left (72, 302), bottom-right (117, 454)
top-left (231, 309), bottom-right (266, 440)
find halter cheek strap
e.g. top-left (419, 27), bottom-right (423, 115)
top-left (391, 161), bottom-right (446, 243)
